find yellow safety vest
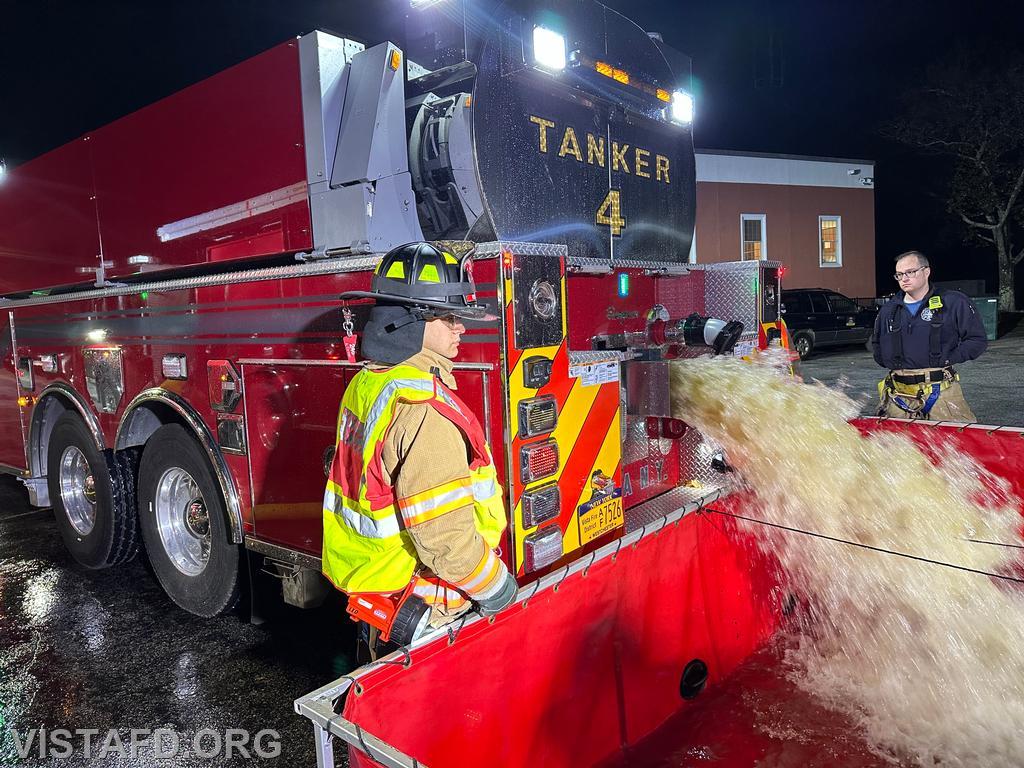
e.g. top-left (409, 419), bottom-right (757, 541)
top-left (321, 364), bottom-right (507, 594)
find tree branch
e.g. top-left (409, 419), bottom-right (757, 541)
top-left (959, 212), bottom-right (997, 231)
top-left (997, 166), bottom-right (1024, 227)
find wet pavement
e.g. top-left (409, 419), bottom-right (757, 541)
top-left (798, 323), bottom-right (1024, 427)
top-left (0, 476), bottom-right (356, 767)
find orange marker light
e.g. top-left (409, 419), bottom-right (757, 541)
top-left (656, 88), bottom-right (671, 102)
top-left (612, 67), bottom-right (629, 84)
top-left (389, 50), bottom-right (402, 71)
top-left (595, 61), bottom-right (614, 78)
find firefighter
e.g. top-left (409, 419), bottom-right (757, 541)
top-left (323, 242), bottom-right (517, 648)
top-left (872, 250), bottom-right (987, 421)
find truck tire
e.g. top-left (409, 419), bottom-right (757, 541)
top-left (137, 424), bottom-right (240, 617)
top-left (47, 413), bottom-right (139, 569)
top-left (793, 332), bottom-right (814, 360)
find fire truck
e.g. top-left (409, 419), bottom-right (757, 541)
top-left (0, 2), bottom-right (797, 762)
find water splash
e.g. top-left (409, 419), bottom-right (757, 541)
top-left (670, 350), bottom-right (1024, 767)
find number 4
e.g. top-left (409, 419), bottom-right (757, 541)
top-left (596, 189), bottom-right (625, 236)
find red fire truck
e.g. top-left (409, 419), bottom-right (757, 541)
top-left (0, 0), bottom-right (784, 622)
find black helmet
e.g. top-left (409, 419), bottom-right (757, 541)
top-left (341, 242), bottom-right (495, 320)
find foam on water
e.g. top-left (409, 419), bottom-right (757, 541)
top-left (670, 350), bottom-right (1024, 767)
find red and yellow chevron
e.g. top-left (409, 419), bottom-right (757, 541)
top-left (501, 249), bottom-right (624, 575)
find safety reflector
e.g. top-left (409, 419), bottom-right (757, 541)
top-left (518, 395), bottom-right (558, 438)
top-left (520, 439), bottom-right (559, 484)
top-left (522, 482), bottom-right (560, 528)
top-left (524, 525), bottom-right (563, 572)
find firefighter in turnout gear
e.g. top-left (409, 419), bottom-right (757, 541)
top-left (323, 242), bottom-right (517, 648)
top-left (872, 251), bottom-right (987, 421)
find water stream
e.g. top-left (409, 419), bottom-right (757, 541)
top-left (663, 350), bottom-right (1024, 767)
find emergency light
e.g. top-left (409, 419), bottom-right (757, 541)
top-left (523, 525), bottom-right (563, 572)
top-left (521, 439), bottom-right (559, 483)
top-left (519, 395), bottom-right (558, 438)
top-left (161, 354), bottom-right (188, 380)
top-left (522, 482), bottom-right (561, 527)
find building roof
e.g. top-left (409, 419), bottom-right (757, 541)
top-left (695, 149), bottom-right (875, 189)
top-left (696, 148), bottom-right (874, 165)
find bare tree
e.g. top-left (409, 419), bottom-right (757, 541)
top-left (883, 52), bottom-right (1024, 311)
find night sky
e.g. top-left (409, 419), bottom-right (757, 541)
top-left (3, 0), bottom-right (1023, 293)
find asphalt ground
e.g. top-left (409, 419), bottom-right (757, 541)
top-left (798, 326), bottom-right (1024, 427)
top-left (0, 481), bottom-right (356, 768)
top-left (1, 333), bottom-right (1020, 768)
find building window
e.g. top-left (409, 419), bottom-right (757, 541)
top-left (740, 214), bottom-right (766, 260)
top-left (819, 215), bottom-right (841, 267)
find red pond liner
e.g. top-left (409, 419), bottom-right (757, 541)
top-left (313, 420), bottom-right (1024, 767)
top-left (342, 495), bottom-right (785, 768)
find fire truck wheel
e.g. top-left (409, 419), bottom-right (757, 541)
top-left (47, 413), bottom-right (140, 569)
top-left (137, 424), bottom-right (240, 617)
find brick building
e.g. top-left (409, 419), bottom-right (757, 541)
top-left (692, 150), bottom-right (876, 298)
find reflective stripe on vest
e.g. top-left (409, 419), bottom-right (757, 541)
top-left (321, 364), bottom-right (506, 594)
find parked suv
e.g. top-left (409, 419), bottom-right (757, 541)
top-left (781, 288), bottom-right (879, 359)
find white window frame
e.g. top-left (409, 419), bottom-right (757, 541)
top-left (818, 215), bottom-right (842, 268)
top-left (740, 213), bottom-right (767, 261)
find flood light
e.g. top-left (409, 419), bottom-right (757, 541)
top-left (670, 91), bottom-right (694, 124)
top-left (533, 26), bottom-right (566, 71)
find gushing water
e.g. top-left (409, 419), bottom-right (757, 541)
top-left (670, 351), bottom-right (1024, 767)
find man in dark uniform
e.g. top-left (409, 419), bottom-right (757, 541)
top-left (872, 250), bottom-right (987, 420)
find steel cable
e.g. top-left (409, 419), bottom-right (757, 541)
top-left (705, 507), bottom-right (1024, 585)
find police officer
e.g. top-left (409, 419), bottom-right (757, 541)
top-left (322, 242), bottom-right (517, 649)
top-left (872, 250), bottom-right (987, 421)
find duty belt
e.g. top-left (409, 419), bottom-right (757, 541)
top-left (891, 368), bottom-right (953, 386)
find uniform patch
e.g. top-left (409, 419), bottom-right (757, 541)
top-left (928, 295), bottom-right (943, 310)
top-left (921, 308), bottom-right (934, 321)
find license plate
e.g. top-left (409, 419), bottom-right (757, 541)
top-left (577, 492), bottom-right (624, 545)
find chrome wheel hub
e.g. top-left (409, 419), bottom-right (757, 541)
top-left (154, 468), bottom-right (211, 576)
top-left (59, 446), bottom-right (97, 536)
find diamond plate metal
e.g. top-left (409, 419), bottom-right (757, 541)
top-left (625, 485), bottom-right (726, 532)
top-left (678, 426), bottom-right (734, 487)
top-left (474, 240), bottom-right (567, 258)
top-left (567, 256), bottom-right (703, 271)
top-left (622, 415), bottom-right (677, 464)
top-left (703, 260), bottom-right (760, 330)
top-left (568, 350), bottom-right (635, 365)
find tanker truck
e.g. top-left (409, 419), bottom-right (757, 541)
top-left (0, 0), bottom-right (800, 764)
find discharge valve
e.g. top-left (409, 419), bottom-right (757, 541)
top-left (675, 313), bottom-right (745, 355)
top-left (597, 313), bottom-right (744, 355)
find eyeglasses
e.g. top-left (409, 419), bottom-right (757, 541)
top-left (894, 266), bottom-right (927, 280)
top-left (425, 313), bottom-right (461, 328)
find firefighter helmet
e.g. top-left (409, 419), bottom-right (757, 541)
top-left (341, 242), bottom-right (495, 320)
